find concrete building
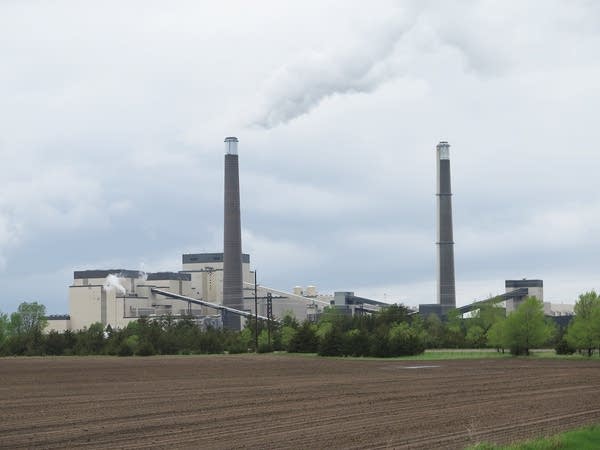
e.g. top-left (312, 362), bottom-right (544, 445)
top-left (329, 291), bottom-right (388, 316)
top-left (505, 278), bottom-right (574, 316)
top-left (45, 315), bottom-right (71, 333)
top-left (244, 282), bottom-right (332, 323)
top-left (68, 269), bottom-right (197, 331)
top-left (47, 253), bottom-right (342, 332)
top-left (545, 302), bottom-right (574, 317)
top-left (505, 279), bottom-right (543, 313)
top-left (181, 253), bottom-right (253, 304)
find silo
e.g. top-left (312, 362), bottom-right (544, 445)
top-left (306, 285), bottom-right (317, 297)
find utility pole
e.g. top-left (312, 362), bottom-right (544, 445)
top-left (266, 292), bottom-right (273, 349)
top-left (254, 270), bottom-right (258, 352)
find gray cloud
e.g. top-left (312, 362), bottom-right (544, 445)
top-left (1, 1), bottom-right (600, 314)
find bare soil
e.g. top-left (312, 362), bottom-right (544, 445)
top-left (1, 355), bottom-right (599, 449)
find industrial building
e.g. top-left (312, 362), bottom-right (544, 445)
top-left (504, 279), bottom-right (573, 317)
top-left (448, 278), bottom-right (574, 319)
top-left (505, 279), bottom-right (544, 313)
top-left (47, 251), bottom-right (369, 332)
top-left (68, 269), bottom-right (197, 331)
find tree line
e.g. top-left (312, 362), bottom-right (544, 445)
top-left (0, 303), bottom-right (426, 357)
top-left (1, 292), bottom-right (599, 357)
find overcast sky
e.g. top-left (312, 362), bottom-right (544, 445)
top-left (1, 1), bottom-right (599, 314)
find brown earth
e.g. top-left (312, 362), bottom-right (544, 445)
top-left (1, 355), bottom-right (600, 449)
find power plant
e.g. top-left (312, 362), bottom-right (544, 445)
top-left (42, 137), bottom-right (573, 334)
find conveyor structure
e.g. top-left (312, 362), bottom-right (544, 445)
top-left (150, 288), bottom-right (279, 323)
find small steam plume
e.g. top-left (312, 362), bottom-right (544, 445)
top-left (250, 9), bottom-right (417, 129)
top-left (103, 274), bottom-right (126, 295)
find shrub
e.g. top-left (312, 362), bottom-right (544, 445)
top-left (555, 337), bottom-right (576, 355)
top-left (343, 329), bottom-right (369, 357)
top-left (387, 323), bottom-right (426, 356)
top-left (257, 342), bottom-right (273, 353)
top-left (226, 337), bottom-right (248, 354)
top-left (136, 341), bottom-right (155, 356)
top-left (318, 327), bottom-right (345, 356)
top-left (287, 322), bottom-right (318, 353)
top-left (116, 341), bottom-right (134, 357)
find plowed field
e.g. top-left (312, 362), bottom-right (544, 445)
top-left (1, 355), bottom-right (600, 449)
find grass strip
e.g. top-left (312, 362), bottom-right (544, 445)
top-left (466, 423), bottom-right (600, 449)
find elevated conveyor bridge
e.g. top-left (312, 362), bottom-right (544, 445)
top-left (456, 288), bottom-right (530, 315)
top-left (150, 288), bottom-right (279, 323)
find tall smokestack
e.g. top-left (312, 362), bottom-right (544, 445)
top-left (436, 141), bottom-right (456, 311)
top-left (223, 136), bottom-right (242, 330)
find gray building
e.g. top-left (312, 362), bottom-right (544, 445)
top-left (505, 279), bottom-right (543, 313)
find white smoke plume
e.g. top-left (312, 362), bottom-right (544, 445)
top-left (103, 274), bottom-right (126, 295)
top-left (250, 8), bottom-right (418, 129)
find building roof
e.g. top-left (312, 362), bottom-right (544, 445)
top-left (74, 269), bottom-right (143, 279)
top-left (506, 279), bottom-right (543, 288)
top-left (147, 272), bottom-right (191, 281)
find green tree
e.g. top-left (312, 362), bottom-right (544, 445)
top-left (281, 313), bottom-right (299, 329)
top-left (503, 297), bottom-right (554, 355)
top-left (318, 307), bottom-right (352, 331)
top-left (318, 326), bottom-right (345, 356)
top-left (423, 314), bottom-right (445, 348)
top-left (280, 325), bottom-right (297, 350)
top-left (44, 331), bottom-right (67, 355)
top-left (444, 309), bottom-right (466, 348)
top-left (74, 322), bottom-right (105, 355)
top-left (465, 325), bottom-right (486, 348)
top-left (257, 329), bottom-right (273, 353)
top-left (197, 328), bottom-right (224, 354)
top-left (287, 321), bottom-right (318, 353)
top-left (387, 322), bottom-right (425, 356)
top-left (487, 318), bottom-right (506, 353)
top-left (16, 302), bottom-right (48, 335)
top-left (471, 301), bottom-right (505, 346)
top-left (0, 311), bottom-right (8, 345)
top-left (376, 304), bottom-right (411, 327)
top-left (369, 324), bottom-right (391, 357)
top-left (554, 326), bottom-right (576, 355)
top-left (343, 328), bottom-right (370, 356)
top-left (566, 291), bottom-right (600, 356)
top-left (3, 302), bottom-right (48, 355)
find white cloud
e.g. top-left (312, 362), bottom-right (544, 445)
top-left (1, 1), bottom-right (600, 313)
